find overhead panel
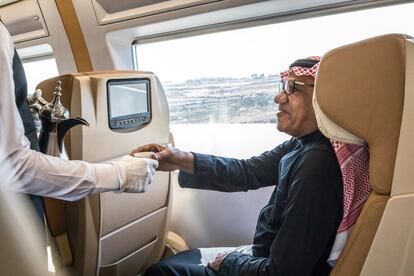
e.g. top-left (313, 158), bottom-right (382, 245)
top-left (0, 0), bottom-right (20, 7)
top-left (92, 0), bottom-right (236, 25)
top-left (0, 0), bottom-right (48, 43)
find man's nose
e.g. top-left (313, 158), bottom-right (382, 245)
top-left (275, 91), bottom-right (288, 104)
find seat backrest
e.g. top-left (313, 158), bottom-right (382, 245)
top-left (360, 36), bottom-right (414, 276)
top-left (36, 71), bottom-right (171, 276)
top-left (313, 33), bottom-right (410, 276)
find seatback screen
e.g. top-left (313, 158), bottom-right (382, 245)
top-left (107, 78), bottom-right (151, 129)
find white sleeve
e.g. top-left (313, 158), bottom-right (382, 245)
top-left (0, 23), bottom-right (125, 201)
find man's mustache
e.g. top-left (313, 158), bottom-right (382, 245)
top-left (278, 106), bottom-right (289, 113)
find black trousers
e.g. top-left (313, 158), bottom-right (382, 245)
top-left (145, 249), bottom-right (218, 276)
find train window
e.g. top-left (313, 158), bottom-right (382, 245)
top-left (133, 2), bottom-right (414, 155)
top-left (18, 44), bottom-right (59, 95)
top-left (134, 32), bottom-right (279, 125)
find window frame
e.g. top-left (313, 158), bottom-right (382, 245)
top-left (131, 0), bottom-right (408, 53)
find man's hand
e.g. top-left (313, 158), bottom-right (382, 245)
top-left (130, 144), bottom-right (195, 174)
top-left (207, 251), bottom-right (230, 272)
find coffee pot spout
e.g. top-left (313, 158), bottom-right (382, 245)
top-left (57, 117), bottom-right (89, 153)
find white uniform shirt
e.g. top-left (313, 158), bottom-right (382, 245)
top-left (0, 22), bottom-right (125, 201)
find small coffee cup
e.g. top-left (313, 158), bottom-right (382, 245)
top-left (133, 151), bottom-right (155, 159)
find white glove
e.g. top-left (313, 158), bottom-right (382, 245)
top-left (112, 155), bottom-right (159, 193)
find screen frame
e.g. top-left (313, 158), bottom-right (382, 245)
top-left (106, 78), bottom-right (152, 130)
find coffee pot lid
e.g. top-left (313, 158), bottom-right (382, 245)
top-left (39, 81), bottom-right (69, 122)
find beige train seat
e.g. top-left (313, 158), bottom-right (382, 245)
top-left (0, 169), bottom-right (46, 276)
top-left (36, 71), bottom-right (172, 276)
top-left (313, 33), bottom-right (414, 276)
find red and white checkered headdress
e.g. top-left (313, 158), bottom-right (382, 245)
top-left (279, 56), bottom-right (322, 79)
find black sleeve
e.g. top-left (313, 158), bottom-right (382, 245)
top-left (218, 149), bottom-right (343, 275)
top-left (178, 139), bottom-right (296, 192)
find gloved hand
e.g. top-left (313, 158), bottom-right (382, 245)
top-left (112, 155), bottom-right (159, 193)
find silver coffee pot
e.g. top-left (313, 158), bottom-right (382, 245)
top-left (27, 81), bottom-right (89, 157)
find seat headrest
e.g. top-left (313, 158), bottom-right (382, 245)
top-left (314, 34), bottom-right (409, 195)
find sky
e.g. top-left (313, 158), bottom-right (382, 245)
top-left (135, 2), bottom-right (414, 83)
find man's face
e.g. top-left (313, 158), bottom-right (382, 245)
top-left (274, 74), bottom-right (318, 137)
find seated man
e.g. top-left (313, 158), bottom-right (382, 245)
top-left (135, 57), bottom-right (344, 276)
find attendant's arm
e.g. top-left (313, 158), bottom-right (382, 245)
top-left (0, 23), bottom-right (157, 200)
top-left (217, 149), bottom-right (343, 275)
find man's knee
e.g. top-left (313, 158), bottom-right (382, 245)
top-left (144, 249), bottom-right (204, 276)
top-left (145, 261), bottom-right (171, 276)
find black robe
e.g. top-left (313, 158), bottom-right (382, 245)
top-left (12, 48), bottom-right (44, 219)
top-left (179, 131), bottom-right (343, 276)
